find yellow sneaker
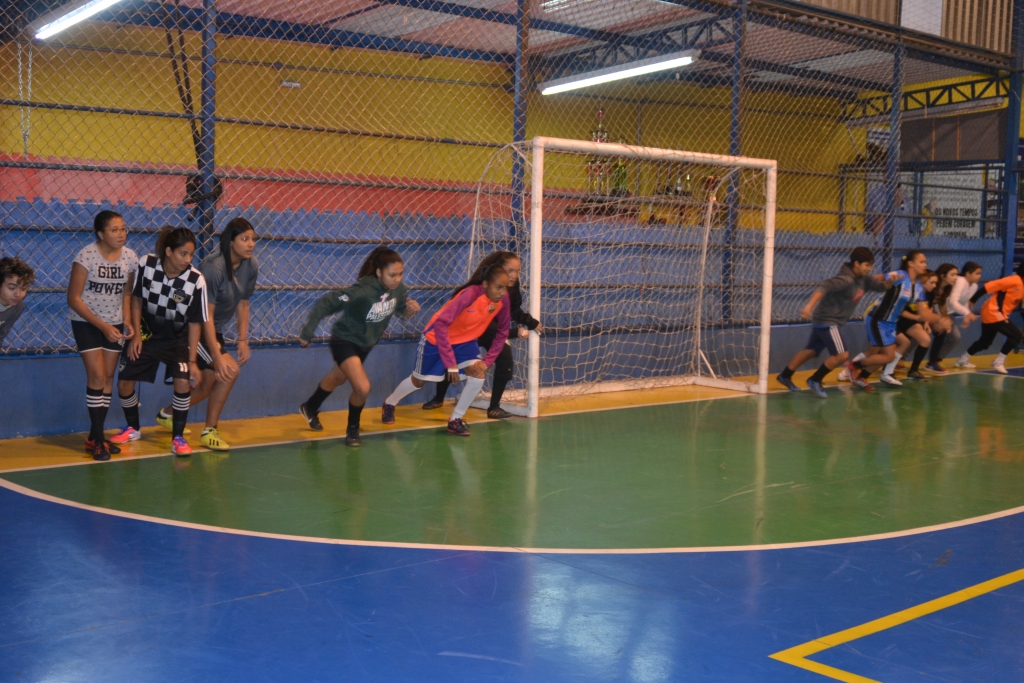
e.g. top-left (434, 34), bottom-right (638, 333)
top-left (156, 409), bottom-right (191, 434)
top-left (200, 427), bottom-right (230, 451)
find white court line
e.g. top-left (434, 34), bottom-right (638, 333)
top-left (1, 476), bottom-right (1022, 555)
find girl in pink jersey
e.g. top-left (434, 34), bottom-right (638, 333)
top-left (382, 263), bottom-right (510, 436)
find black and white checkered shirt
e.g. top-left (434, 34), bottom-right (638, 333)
top-left (132, 254), bottom-right (208, 343)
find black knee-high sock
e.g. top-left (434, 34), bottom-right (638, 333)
top-left (120, 388), bottom-right (140, 431)
top-left (809, 363), bottom-right (830, 383)
top-left (929, 333), bottom-right (947, 363)
top-left (171, 391), bottom-right (190, 438)
top-left (433, 378), bottom-right (450, 403)
top-left (86, 388), bottom-right (106, 442)
top-left (778, 366), bottom-right (795, 380)
top-left (910, 344), bottom-right (929, 372)
top-left (347, 402), bottom-right (363, 430)
top-left (489, 375), bottom-right (510, 410)
top-left (305, 384), bottom-right (332, 414)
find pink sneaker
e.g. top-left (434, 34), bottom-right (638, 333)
top-left (109, 426), bottom-right (141, 444)
top-left (171, 436), bottom-right (192, 457)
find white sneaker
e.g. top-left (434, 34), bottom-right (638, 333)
top-left (837, 368), bottom-right (851, 382)
top-left (992, 363), bottom-right (1008, 375)
top-left (880, 374), bottom-right (903, 386)
top-left (954, 358), bottom-right (976, 368)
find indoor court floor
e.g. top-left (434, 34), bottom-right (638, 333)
top-left (2, 362), bottom-right (1024, 682)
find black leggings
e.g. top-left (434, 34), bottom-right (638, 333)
top-left (431, 342), bottom-right (514, 410)
top-left (966, 321), bottom-right (1023, 356)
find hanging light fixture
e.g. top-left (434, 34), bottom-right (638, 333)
top-left (539, 50), bottom-right (699, 96)
top-left (34, 0), bottom-right (130, 40)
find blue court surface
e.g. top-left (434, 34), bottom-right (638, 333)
top-left (3, 373), bottom-right (1024, 682)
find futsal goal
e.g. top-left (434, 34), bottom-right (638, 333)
top-left (470, 137), bottom-right (777, 418)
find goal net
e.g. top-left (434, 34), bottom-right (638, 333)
top-left (470, 137), bottom-right (777, 418)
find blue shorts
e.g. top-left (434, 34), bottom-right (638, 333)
top-left (805, 325), bottom-right (845, 356)
top-left (413, 337), bottom-right (482, 381)
top-left (866, 317), bottom-right (897, 347)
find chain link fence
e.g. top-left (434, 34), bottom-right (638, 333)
top-left (0, 0), bottom-right (1011, 361)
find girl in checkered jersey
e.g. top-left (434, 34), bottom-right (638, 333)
top-left (67, 210), bottom-right (137, 461)
top-left (115, 227), bottom-right (238, 457)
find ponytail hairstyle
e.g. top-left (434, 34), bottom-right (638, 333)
top-left (357, 246), bottom-right (403, 281)
top-left (961, 261), bottom-right (982, 276)
top-left (899, 250), bottom-right (925, 272)
top-left (453, 251), bottom-right (511, 297)
top-left (847, 247), bottom-right (874, 268)
top-left (219, 217), bottom-right (255, 282)
top-left (93, 210), bottom-right (123, 238)
top-left (155, 226), bottom-right (197, 267)
top-left (933, 263), bottom-right (957, 307)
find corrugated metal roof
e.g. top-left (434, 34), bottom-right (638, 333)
top-left (156, 0), bottom-right (983, 93)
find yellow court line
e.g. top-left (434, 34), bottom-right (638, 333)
top-left (770, 566), bottom-right (1024, 682)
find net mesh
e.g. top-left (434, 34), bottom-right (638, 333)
top-left (471, 141), bottom-right (772, 407)
top-left (0, 0), bottom-right (1010, 364)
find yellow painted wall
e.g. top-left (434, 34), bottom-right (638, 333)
top-left (0, 21), bottom-right (949, 233)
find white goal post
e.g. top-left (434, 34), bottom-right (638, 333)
top-left (473, 136), bottom-right (778, 418)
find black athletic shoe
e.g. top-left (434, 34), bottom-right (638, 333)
top-left (84, 438), bottom-right (120, 455)
top-left (344, 426), bottom-right (361, 447)
top-left (382, 402), bottom-right (396, 425)
top-left (299, 403), bottom-right (323, 431)
top-left (487, 407), bottom-right (514, 419)
top-left (90, 441), bottom-right (111, 461)
top-left (906, 370), bottom-right (928, 381)
top-left (422, 397), bottom-right (445, 410)
top-left (776, 374), bottom-right (800, 391)
top-left (447, 418), bottom-right (471, 436)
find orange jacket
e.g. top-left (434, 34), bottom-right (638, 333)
top-left (981, 274), bottom-right (1024, 324)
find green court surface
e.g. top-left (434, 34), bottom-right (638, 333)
top-left (6, 372), bottom-right (1024, 550)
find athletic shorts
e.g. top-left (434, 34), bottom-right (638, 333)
top-left (896, 316), bottom-right (919, 336)
top-left (196, 331), bottom-right (226, 372)
top-left (805, 325), bottom-right (845, 356)
top-left (866, 317), bottom-right (898, 348)
top-left (413, 337), bottom-right (482, 382)
top-left (72, 320), bottom-right (124, 353)
top-left (330, 338), bottom-right (373, 365)
top-left (120, 341), bottom-right (190, 384)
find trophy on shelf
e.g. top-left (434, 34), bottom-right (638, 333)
top-left (571, 108), bottom-right (635, 217)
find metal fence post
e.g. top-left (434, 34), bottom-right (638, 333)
top-left (198, 0), bottom-right (218, 256)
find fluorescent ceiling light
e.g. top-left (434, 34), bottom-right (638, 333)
top-left (34, 0), bottom-right (128, 40)
top-left (539, 50), bottom-right (699, 95)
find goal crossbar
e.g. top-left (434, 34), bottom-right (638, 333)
top-left (523, 137), bottom-right (778, 418)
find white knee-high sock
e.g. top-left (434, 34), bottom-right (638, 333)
top-left (996, 353), bottom-right (1007, 365)
top-left (883, 353), bottom-right (902, 376)
top-left (451, 377), bottom-right (485, 420)
top-left (852, 352), bottom-right (865, 363)
top-left (385, 377), bottom-right (420, 406)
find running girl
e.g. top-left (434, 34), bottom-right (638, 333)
top-left (422, 251), bottom-right (541, 417)
top-left (116, 227), bottom-right (234, 456)
top-left (879, 269), bottom-right (949, 385)
top-left (847, 250), bottom-right (937, 390)
top-left (923, 263), bottom-right (960, 374)
top-left (957, 262), bottom-right (1024, 374)
top-left (68, 210), bottom-right (137, 461)
top-left (297, 246), bottom-right (420, 446)
top-left (382, 263), bottom-right (511, 436)
top-left (776, 247), bottom-right (891, 398)
top-left (949, 262), bottom-right (983, 368)
top-left (154, 217), bottom-right (257, 451)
